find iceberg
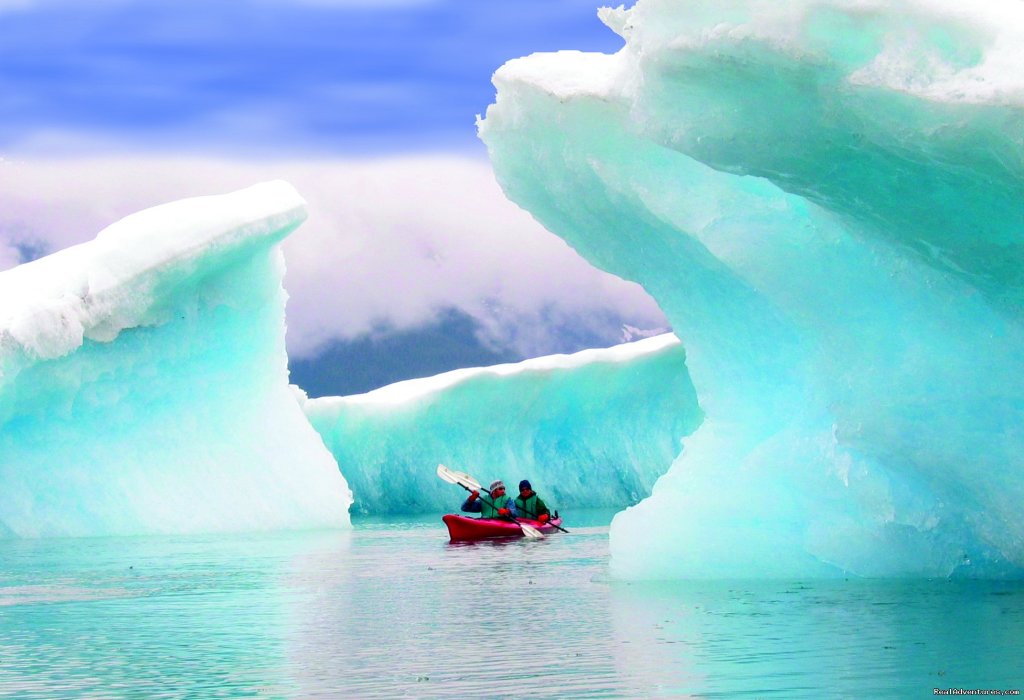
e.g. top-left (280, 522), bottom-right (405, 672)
top-left (0, 182), bottom-right (351, 537)
top-left (480, 0), bottom-right (1024, 578)
top-left (302, 334), bottom-right (700, 515)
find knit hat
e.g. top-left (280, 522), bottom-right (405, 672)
top-left (489, 480), bottom-right (505, 492)
top-left (519, 480), bottom-right (532, 491)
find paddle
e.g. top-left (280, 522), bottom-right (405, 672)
top-left (436, 464), bottom-right (543, 539)
top-left (508, 500), bottom-right (570, 534)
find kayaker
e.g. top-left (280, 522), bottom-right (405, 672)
top-left (514, 480), bottom-right (551, 523)
top-left (461, 480), bottom-right (514, 519)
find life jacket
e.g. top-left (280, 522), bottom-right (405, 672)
top-left (514, 493), bottom-right (547, 521)
top-left (481, 493), bottom-right (511, 519)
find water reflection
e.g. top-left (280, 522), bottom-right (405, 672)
top-left (0, 515), bottom-right (1021, 698)
top-left (608, 579), bottom-right (1024, 698)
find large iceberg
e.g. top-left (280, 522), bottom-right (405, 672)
top-left (302, 333), bottom-right (700, 515)
top-left (480, 0), bottom-right (1024, 578)
top-left (0, 182), bottom-right (350, 537)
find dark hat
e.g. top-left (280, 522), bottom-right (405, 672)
top-left (519, 480), bottom-right (532, 491)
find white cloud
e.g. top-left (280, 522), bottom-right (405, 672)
top-left (0, 155), bottom-right (667, 358)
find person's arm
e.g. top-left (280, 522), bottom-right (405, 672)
top-left (535, 497), bottom-right (550, 517)
top-left (535, 497), bottom-right (550, 522)
top-left (461, 491), bottom-right (483, 513)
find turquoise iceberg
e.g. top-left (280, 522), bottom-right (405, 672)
top-left (302, 334), bottom-right (701, 515)
top-left (0, 182), bottom-right (351, 537)
top-left (480, 0), bottom-right (1024, 578)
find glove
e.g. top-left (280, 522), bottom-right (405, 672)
top-left (468, 490), bottom-right (479, 502)
top-left (498, 508), bottom-right (510, 517)
top-left (538, 513), bottom-right (550, 523)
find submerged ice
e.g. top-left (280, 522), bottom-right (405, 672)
top-left (302, 334), bottom-right (700, 515)
top-left (480, 0), bottom-right (1024, 578)
top-left (0, 182), bottom-right (350, 537)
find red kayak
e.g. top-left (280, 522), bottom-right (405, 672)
top-left (443, 514), bottom-right (564, 541)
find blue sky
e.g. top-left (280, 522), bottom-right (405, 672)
top-left (0, 0), bottom-right (665, 396)
top-left (0, 0), bottom-right (624, 155)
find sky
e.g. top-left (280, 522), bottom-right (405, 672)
top-left (0, 0), bottom-right (630, 155)
top-left (0, 0), bottom-right (667, 396)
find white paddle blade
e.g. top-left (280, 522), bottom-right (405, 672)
top-left (518, 521), bottom-right (544, 539)
top-left (436, 464), bottom-right (481, 490)
top-left (452, 471), bottom-right (481, 490)
top-left (436, 464), bottom-right (457, 484)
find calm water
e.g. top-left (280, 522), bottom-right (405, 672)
top-left (0, 511), bottom-right (1021, 699)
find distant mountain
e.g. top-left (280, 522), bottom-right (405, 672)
top-left (288, 309), bottom-right (521, 398)
top-left (287, 307), bottom-right (670, 398)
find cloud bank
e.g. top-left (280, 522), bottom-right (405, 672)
top-left (0, 155), bottom-right (667, 360)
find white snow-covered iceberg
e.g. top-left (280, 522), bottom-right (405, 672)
top-left (301, 333), bottom-right (700, 515)
top-left (480, 0), bottom-right (1024, 578)
top-left (0, 181), bottom-right (351, 537)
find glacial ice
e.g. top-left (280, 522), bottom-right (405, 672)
top-left (0, 182), bottom-right (351, 537)
top-left (480, 0), bottom-right (1024, 578)
top-left (302, 334), bottom-right (700, 515)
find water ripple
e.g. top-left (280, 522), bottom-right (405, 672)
top-left (0, 514), bottom-right (1021, 698)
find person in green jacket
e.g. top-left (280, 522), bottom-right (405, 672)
top-left (461, 480), bottom-right (513, 519)
top-left (514, 480), bottom-right (551, 524)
